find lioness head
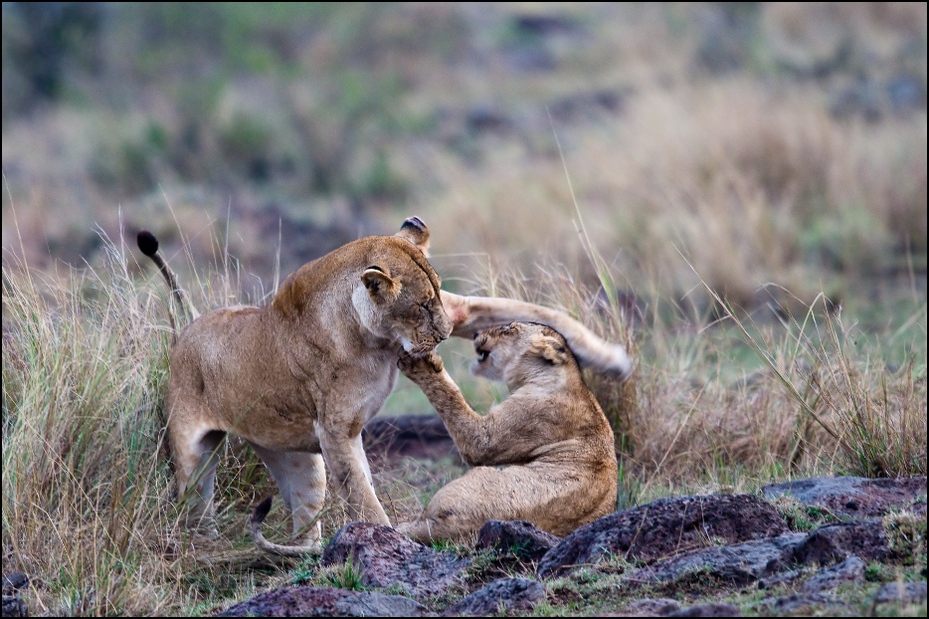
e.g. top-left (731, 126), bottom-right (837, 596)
top-left (471, 321), bottom-right (574, 382)
top-left (353, 217), bottom-right (453, 356)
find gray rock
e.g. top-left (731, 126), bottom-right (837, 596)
top-left (2, 596), bottom-right (28, 618)
top-left (1, 574), bottom-right (27, 595)
top-left (216, 585), bottom-right (429, 617)
top-left (476, 520), bottom-right (561, 561)
top-left (756, 569), bottom-right (805, 590)
top-left (763, 592), bottom-right (847, 614)
top-left (443, 577), bottom-right (546, 616)
top-left (538, 494), bottom-right (789, 578)
top-left (762, 476), bottom-right (927, 519)
top-left (873, 581), bottom-right (928, 605)
top-left (321, 522), bottom-right (469, 599)
top-left (623, 533), bottom-right (807, 587)
top-left (623, 598), bottom-right (681, 615)
top-left (800, 556), bottom-right (865, 593)
top-left (791, 521), bottom-right (890, 565)
top-left (667, 602), bottom-right (740, 616)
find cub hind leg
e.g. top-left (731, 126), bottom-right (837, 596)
top-left (396, 464), bottom-right (573, 543)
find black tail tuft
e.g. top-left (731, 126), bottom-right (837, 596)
top-left (251, 496), bottom-right (274, 525)
top-left (137, 230), bottom-right (159, 257)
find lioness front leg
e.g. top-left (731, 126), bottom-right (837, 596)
top-left (317, 428), bottom-right (390, 525)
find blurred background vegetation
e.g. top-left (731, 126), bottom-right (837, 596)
top-left (3, 2), bottom-right (925, 288)
top-left (4, 0), bottom-right (926, 428)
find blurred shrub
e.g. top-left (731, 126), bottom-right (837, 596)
top-left (1, 2), bottom-right (103, 118)
top-left (89, 121), bottom-right (169, 196)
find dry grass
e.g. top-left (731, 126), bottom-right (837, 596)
top-left (447, 244), bottom-right (926, 500)
top-left (424, 78), bottom-right (926, 317)
top-left (2, 205), bottom-right (925, 616)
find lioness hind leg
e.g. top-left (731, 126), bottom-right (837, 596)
top-left (250, 444), bottom-right (326, 547)
top-left (172, 428), bottom-right (226, 536)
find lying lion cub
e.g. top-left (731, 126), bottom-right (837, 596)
top-left (394, 322), bottom-right (619, 542)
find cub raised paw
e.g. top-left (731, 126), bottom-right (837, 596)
top-left (397, 349), bottom-right (444, 377)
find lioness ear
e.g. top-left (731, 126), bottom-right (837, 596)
top-left (530, 333), bottom-right (571, 365)
top-left (395, 216), bottom-right (430, 257)
top-left (362, 267), bottom-right (401, 302)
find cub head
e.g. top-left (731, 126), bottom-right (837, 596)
top-left (354, 217), bottom-right (452, 355)
top-left (471, 322), bottom-right (575, 383)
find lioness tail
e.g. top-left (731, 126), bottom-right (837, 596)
top-left (137, 230), bottom-right (200, 338)
top-left (248, 497), bottom-right (322, 557)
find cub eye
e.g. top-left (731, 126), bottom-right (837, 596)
top-left (476, 349), bottom-right (489, 363)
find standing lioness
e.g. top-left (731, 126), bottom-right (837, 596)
top-left (394, 322), bottom-right (619, 542)
top-left (140, 217), bottom-right (631, 554)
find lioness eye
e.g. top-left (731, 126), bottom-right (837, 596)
top-left (476, 349), bottom-right (489, 362)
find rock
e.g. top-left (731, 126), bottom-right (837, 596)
top-left (321, 522), bottom-right (469, 599)
top-left (667, 602), bottom-right (740, 616)
top-left (538, 494), bottom-right (789, 578)
top-left (363, 414), bottom-right (456, 460)
top-left (0, 574), bottom-right (27, 595)
top-left (626, 521), bottom-right (892, 591)
top-left (443, 577), bottom-right (546, 616)
top-left (2, 596), bottom-right (28, 618)
top-left (763, 592), bottom-right (847, 614)
top-left (476, 520), bottom-right (561, 561)
top-left (623, 598), bottom-right (681, 615)
top-left (762, 476), bottom-right (927, 519)
top-left (757, 569), bottom-right (805, 590)
top-left (799, 556), bottom-right (865, 594)
top-left (791, 521), bottom-right (890, 565)
top-left (1, 574), bottom-right (28, 619)
top-left (215, 585), bottom-right (429, 617)
top-left (873, 581), bottom-right (927, 605)
top-left (623, 533), bottom-right (807, 588)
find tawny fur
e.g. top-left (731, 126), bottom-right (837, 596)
top-left (140, 217), bottom-right (632, 556)
top-left (394, 322), bottom-right (619, 543)
top-left (143, 218), bottom-right (451, 553)
top-left (440, 293), bottom-right (633, 379)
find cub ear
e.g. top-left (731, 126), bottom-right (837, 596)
top-left (362, 266), bottom-right (401, 302)
top-left (530, 333), bottom-right (571, 366)
top-left (395, 216), bottom-right (430, 257)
